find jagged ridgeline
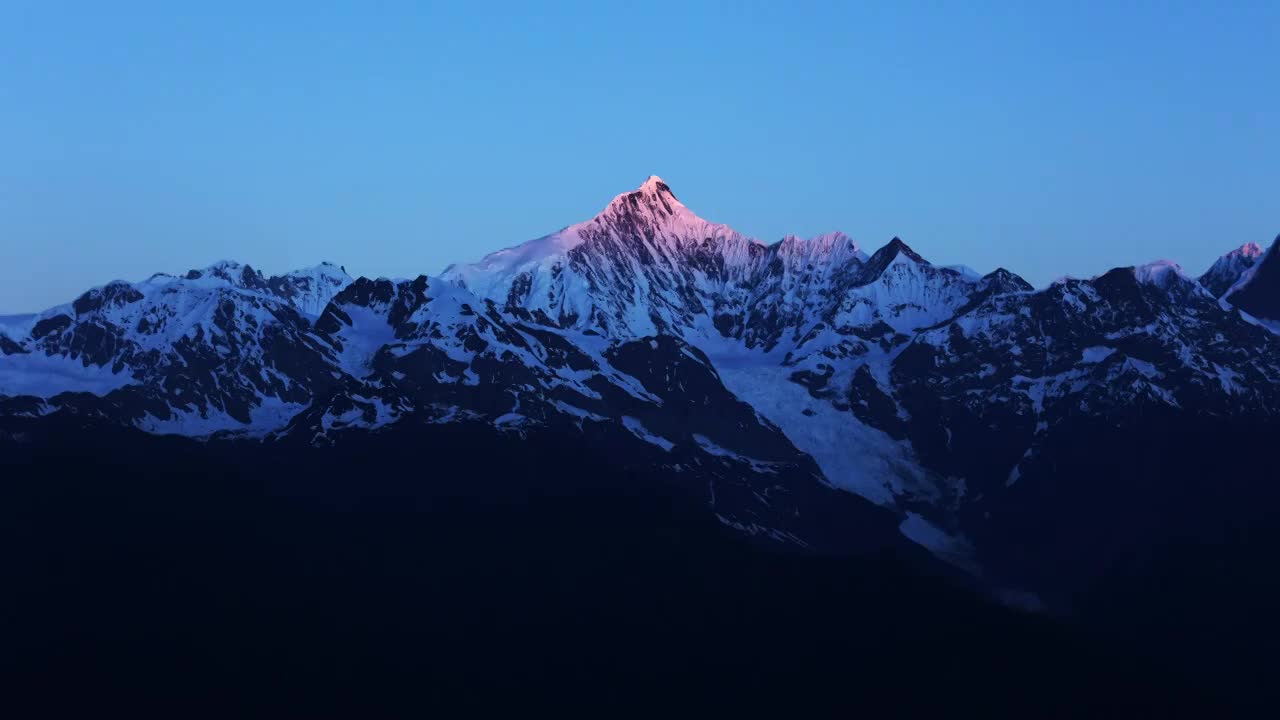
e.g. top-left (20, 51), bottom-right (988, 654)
top-left (3, 177), bottom-right (1280, 560)
top-left (3, 178), bottom-right (1280, 709)
top-left (2, 175), bottom-right (1280, 599)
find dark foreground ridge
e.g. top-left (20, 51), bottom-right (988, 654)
top-left (1, 417), bottom-right (1239, 716)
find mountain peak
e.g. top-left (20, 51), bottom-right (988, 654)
top-left (1200, 240), bottom-right (1271, 298)
top-left (772, 232), bottom-right (866, 265)
top-left (880, 237), bottom-right (927, 264)
top-left (286, 261), bottom-right (352, 280)
top-left (851, 237), bottom-right (932, 286)
top-left (1133, 259), bottom-right (1188, 288)
top-left (444, 175), bottom-right (754, 300)
top-left (574, 176), bottom-right (761, 254)
top-left (639, 175), bottom-right (669, 194)
top-left (1226, 235), bottom-right (1280, 320)
top-left (1235, 242), bottom-right (1265, 258)
top-left (598, 175), bottom-right (683, 220)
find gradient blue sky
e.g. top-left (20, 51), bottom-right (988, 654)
top-left (2, 1), bottom-right (1277, 312)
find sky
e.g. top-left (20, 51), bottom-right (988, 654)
top-left (2, 1), bottom-right (1277, 312)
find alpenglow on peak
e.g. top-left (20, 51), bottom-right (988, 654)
top-left (640, 174), bottom-right (668, 191)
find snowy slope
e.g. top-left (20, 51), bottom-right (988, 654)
top-left (4, 175), bottom-right (1278, 570)
top-left (442, 179), bottom-right (1014, 510)
top-left (0, 261), bottom-right (352, 432)
top-left (1, 262), bottom-right (869, 548)
top-left (1199, 242), bottom-right (1264, 298)
top-left (439, 177), bottom-right (1280, 568)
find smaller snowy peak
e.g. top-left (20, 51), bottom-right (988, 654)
top-left (882, 237), bottom-right (928, 263)
top-left (9, 260), bottom-right (353, 340)
top-left (286, 261), bottom-right (348, 278)
top-left (857, 237), bottom-right (930, 282)
top-left (981, 268), bottom-right (1034, 294)
top-left (278, 262), bottom-right (352, 292)
top-left (175, 260), bottom-right (312, 300)
top-left (774, 231), bottom-right (866, 259)
top-left (272, 262), bottom-right (354, 318)
top-left (1225, 234), bottom-right (1280, 322)
top-left (185, 259), bottom-right (264, 288)
top-left (811, 236), bottom-right (987, 336)
top-left (179, 259), bottom-right (349, 288)
top-left (808, 230), bottom-right (855, 246)
top-left (1200, 241), bottom-right (1266, 298)
top-left (769, 232), bottom-right (868, 274)
top-left (1132, 260), bottom-right (1190, 289)
top-left (170, 260), bottom-right (351, 317)
top-left (1229, 242), bottom-right (1264, 259)
top-left (322, 275), bottom-right (428, 317)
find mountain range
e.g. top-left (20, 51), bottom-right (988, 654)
top-left (4, 176), bottom-right (1278, 711)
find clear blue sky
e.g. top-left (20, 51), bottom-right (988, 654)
top-left (2, 1), bottom-right (1277, 312)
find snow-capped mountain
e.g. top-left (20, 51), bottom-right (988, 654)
top-left (1224, 235), bottom-right (1280, 326)
top-left (441, 177), bottom-right (1280, 574)
top-left (443, 176), bottom-right (761, 338)
top-left (884, 258), bottom-right (1280, 487)
top-left (3, 176), bottom-right (1279, 589)
top-left (0, 256), bottom-right (908, 552)
top-left (442, 177), bottom-right (1020, 359)
top-left (0, 261), bottom-right (353, 433)
top-left (171, 259), bottom-right (354, 318)
top-left (1199, 242), bottom-right (1264, 297)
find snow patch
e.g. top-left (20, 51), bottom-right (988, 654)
top-left (331, 305), bottom-right (398, 377)
top-left (713, 360), bottom-right (941, 506)
top-left (140, 396), bottom-right (307, 438)
top-left (621, 416), bottom-right (675, 451)
top-left (898, 512), bottom-right (978, 573)
top-left (1133, 260), bottom-right (1186, 288)
top-left (0, 353), bottom-right (136, 397)
top-left (1080, 346), bottom-right (1115, 364)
